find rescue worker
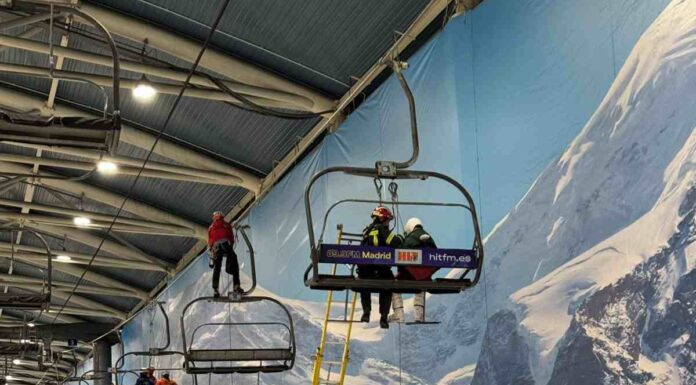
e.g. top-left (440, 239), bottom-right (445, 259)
top-left (207, 211), bottom-right (242, 297)
top-left (359, 206), bottom-right (402, 329)
top-left (389, 217), bottom-right (437, 323)
top-left (145, 367), bottom-right (157, 385)
top-left (135, 371), bottom-right (153, 385)
top-left (155, 373), bottom-right (177, 385)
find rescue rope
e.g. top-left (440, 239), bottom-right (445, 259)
top-left (469, 12), bottom-right (492, 352)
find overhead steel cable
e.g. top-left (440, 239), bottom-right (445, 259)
top-left (37, 3), bottom-right (232, 383)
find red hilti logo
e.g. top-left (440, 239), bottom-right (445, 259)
top-left (396, 249), bottom-right (422, 264)
top-left (399, 251), bottom-right (418, 261)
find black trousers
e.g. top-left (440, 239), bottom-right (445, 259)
top-left (211, 242), bottom-right (240, 290)
top-left (357, 265), bottom-right (393, 316)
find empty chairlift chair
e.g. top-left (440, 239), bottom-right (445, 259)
top-left (0, 229), bottom-right (52, 310)
top-left (180, 296), bottom-right (296, 374)
top-left (0, 1), bottom-right (121, 155)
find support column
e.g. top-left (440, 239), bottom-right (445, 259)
top-left (94, 339), bottom-right (112, 385)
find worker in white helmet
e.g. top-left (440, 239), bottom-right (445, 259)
top-left (390, 217), bottom-right (438, 323)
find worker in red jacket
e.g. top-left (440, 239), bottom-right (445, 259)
top-left (207, 211), bottom-right (242, 297)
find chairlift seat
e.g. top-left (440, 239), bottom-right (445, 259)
top-left (188, 348), bottom-right (293, 362)
top-left (0, 341), bottom-right (39, 355)
top-left (0, 111), bottom-right (120, 152)
top-left (181, 295), bottom-right (296, 376)
top-left (0, 293), bottom-right (49, 309)
top-left (185, 364), bottom-right (291, 375)
top-left (307, 275), bottom-right (470, 294)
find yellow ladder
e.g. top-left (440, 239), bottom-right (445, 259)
top-left (311, 224), bottom-right (359, 385)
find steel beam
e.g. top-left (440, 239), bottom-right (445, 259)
top-left (0, 87), bottom-right (262, 192)
top-left (0, 198), bottom-right (203, 238)
top-left (3, 141), bottom-right (245, 185)
top-left (0, 274), bottom-right (143, 299)
top-left (0, 161), bottom-right (206, 233)
top-left (0, 243), bottom-right (167, 272)
top-left (0, 13), bottom-right (54, 31)
top-left (0, 212), bottom-right (202, 239)
top-left (0, 151), bottom-right (240, 186)
top-left (8, 257), bottom-right (147, 299)
top-left (11, 221), bottom-right (172, 269)
top-left (0, 249), bottom-right (167, 273)
top-left (77, 3), bottom-right (334, 113)
top-left (0, 62), bottom-right (302, 110)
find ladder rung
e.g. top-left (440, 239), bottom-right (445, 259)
top-left (327, 319), bottom-right (357, 323)
top-left (324, 341), bottom-right (345, 345)
top-left (319, 381), bottom-right (340, 385)
top-left (322, 360), bottom-right (343, 365)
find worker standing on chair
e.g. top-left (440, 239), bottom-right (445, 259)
top-left (390, 217), bottom-right (438, 323)
top-left (359, 206), bottom-right (402, 329)
top-left (207, 211), bottom-right (242, 297)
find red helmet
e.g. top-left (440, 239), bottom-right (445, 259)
top-left (371, 206), bottom-right (394, 222)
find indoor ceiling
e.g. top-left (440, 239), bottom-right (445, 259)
top-left (0, 0), bottom-right (467, 382)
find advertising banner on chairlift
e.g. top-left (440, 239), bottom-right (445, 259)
top-left (318, 244), bottom-right (477, 268)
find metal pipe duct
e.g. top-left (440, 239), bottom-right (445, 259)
top-left (0, 87), bottom-right (262, 192)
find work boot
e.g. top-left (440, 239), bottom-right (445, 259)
top-left (379, 314), bottom-right (389, 329)
top-left (213, 289), bottom-right (220, 298)
top-left (233, 285), bottom-right (244, 295)
top-left (388, 293), bottom-right (404, 323)
top-left (208, 254), bottom-right (215, 268)
top-left (360, 312), bottom-right (370, 323)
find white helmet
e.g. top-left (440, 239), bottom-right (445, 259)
top-left (405, 217), bottom-right (422, 235)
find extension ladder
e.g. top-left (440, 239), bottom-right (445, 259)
top-left (311, 224), bottom-right (359, 385)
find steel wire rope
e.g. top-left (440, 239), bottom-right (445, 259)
top-left (468, 12), bottom-right (492, 354)
top-left (35, 1), bottom-right (232, 383)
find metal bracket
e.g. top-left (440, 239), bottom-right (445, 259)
top-left (375, 161), bottom-right (397, 178)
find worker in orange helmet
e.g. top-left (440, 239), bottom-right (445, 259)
top-left (358, 206), bottom-right (403, 329)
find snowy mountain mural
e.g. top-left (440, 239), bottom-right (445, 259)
top-left (105, 0), bottom-right (696, 384)
top-left (471, 0), bottom-right (696, 383)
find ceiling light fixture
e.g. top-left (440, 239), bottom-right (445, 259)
top-left (54, 255), bottom-right (72, 262)
top-left (96, 160), bottom-right (118, 174)
top-left (73, 216), bottom-right (91, 227)
top-left (132, 74), bottom-right (157, 102)
top-left (11, 359), bottom-right (20, 365)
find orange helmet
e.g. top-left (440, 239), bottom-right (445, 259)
top-left (371, 206), bottom-right (394, 222)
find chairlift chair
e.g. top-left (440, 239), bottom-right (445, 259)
top-left (179, 226), bottom-right (296, 375)
top-left (303, 60), bottom-right (484, 295)
top-left (0, 228), bottom-right (52, 310)
top-left (0, 0), bottom-right (121, 154)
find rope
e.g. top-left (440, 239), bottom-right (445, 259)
top-left (373, 177), bottom-right (384, 204)
top-left (468, 13), bottom-right (492, 349)
top-left (398, 324), bottom-right (403, 385)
